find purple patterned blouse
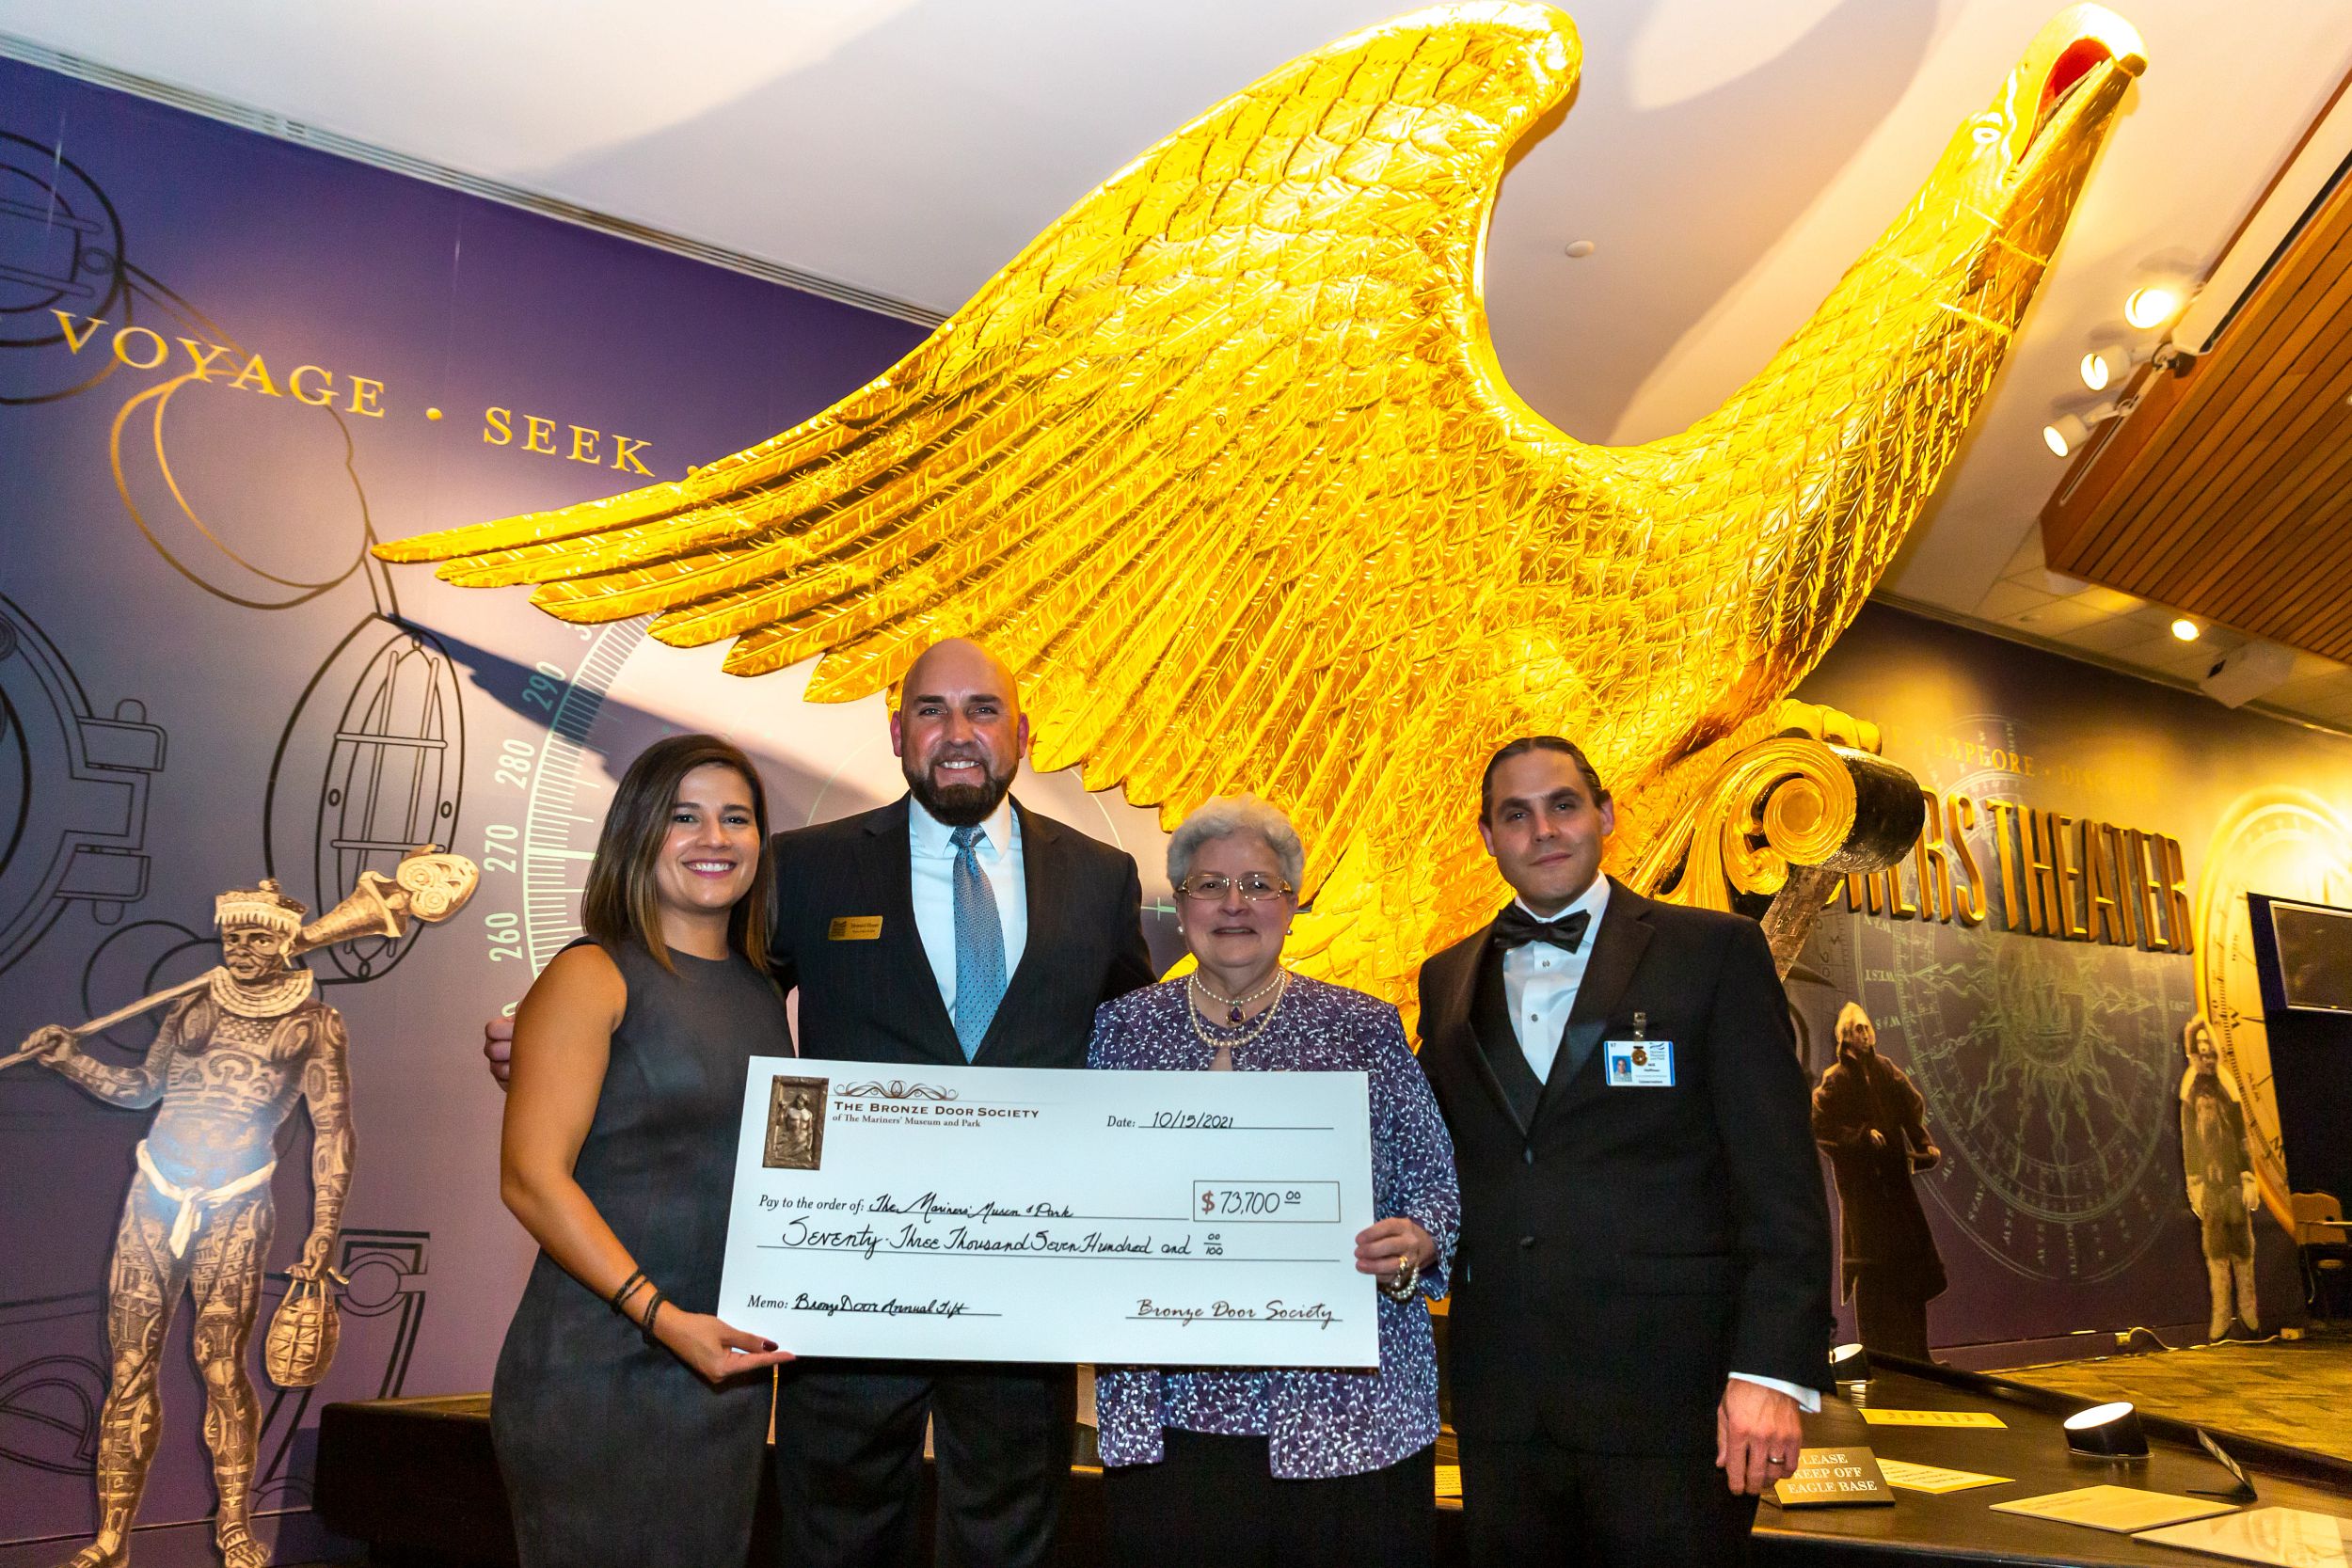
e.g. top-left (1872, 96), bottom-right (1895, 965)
top-left (1088, 975), bottom-right (1461, 1479)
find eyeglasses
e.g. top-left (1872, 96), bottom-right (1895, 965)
top-left (1175, 873), bottom-right (1295, 904)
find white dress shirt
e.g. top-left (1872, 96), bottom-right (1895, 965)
top-left (1502, 876), bottom-right (1612, 1085)
top-left (908, 794), bottom-right (1028, 1016)
top-left (1502, 874), bottom-right (1820, 1414)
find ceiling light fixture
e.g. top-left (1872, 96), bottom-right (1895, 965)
top-left (2079, 341), bottom-right (2148, 391)
top-left (2124, 284), bottom-right (2188, 330)
top-left (2171, 617), bottom-right (2201, 641)
top-left (2042, 401), bottom-right (2121, 457)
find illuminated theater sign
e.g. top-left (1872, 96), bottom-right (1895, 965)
top-left (1842, 789), bottom-right (2192, 954)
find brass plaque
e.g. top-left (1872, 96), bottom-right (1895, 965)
top-left (764, 1076), bottom-right (829, 1170)
top-left (828, 915), bottom-right (882, 942)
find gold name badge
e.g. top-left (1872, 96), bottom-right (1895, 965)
top-left (828, 916), bottom-right (883, 942)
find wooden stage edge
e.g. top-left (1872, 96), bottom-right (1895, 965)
top-left (315, 1358), bottom-right (2352, 1567)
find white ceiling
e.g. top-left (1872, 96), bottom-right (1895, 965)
top-left (8, 0), bottom-right (2352, 727)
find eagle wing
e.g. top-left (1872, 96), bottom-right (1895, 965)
top-left (380, 3), bottom-right (1590, 907)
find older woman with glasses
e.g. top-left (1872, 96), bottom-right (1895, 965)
top-left (1089, 795), bottom-right (1459, 1568)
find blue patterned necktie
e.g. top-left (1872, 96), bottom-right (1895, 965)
top-left (948, 823), bottom-right (1007, 1060)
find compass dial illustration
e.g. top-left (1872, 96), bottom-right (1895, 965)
top-left (1847, 714), bottom-right (2191, 1283)
top-left (2193, 789), bottom-right (2352, 1226)
top-left (511, 622), bottom-right (650, 973)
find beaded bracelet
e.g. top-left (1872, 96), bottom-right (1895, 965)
top-left (1377, 1258), bottom-right (1421, 1302)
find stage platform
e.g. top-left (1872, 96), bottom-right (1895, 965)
top-left (1995, 1323), bottom-right (2352, 1465)
top-left (316, 1362), bottom-right (2352, 1566)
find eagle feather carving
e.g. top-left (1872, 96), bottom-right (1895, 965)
top-left (379, 3), bottom-right (2145, 1002)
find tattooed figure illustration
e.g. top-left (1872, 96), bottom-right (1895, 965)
top-left (18, 879), bottom-right (352, 1568)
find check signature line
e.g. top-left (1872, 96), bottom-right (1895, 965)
top-left (757, 1245), bottom-right (1332, 1263)
top-left (1120, 1315), bottom-right (1344, 1323)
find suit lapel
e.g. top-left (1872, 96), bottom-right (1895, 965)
top-left (1433, 921), bottom-right (1534, 1140)
top-left (975, 800), bottom-right (1057, 1063)
top-left (861, 799), bottom-right (962, 1064)
top-left (1537, 878), bottom-right (1654, 1117)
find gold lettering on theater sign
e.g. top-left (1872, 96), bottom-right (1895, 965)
top-left (482, 406), bottom-right (655, 475)
top-left (1839, 787), bottom-right (2190, 954)
top-left (52, 313), bottom-right (387, 417)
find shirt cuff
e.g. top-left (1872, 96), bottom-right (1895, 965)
top-left (1729, 1372), bottom-right (1821, 1414)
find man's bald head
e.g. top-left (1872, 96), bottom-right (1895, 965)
top-left (900, 638), bottom-right (1022, 719)
top-left (891, 637), bottom-right (1029, 827)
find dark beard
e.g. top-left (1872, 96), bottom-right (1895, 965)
top-left (907, 761), bottom-right (1014, 827)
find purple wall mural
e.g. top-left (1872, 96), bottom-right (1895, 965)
top-left (1792, 609), bottom-right (2352, 1358)
top-left (0, 57), bottom-right (927, 1564)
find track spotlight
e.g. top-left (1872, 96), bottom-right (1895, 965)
top-left (2124, 285), bottom-right (2187, 330)
top-left (2079, 341), bottom-right (2147, 391)
top-left (2042, 402), bottom-right (2122, 458)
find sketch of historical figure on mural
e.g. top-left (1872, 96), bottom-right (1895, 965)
top-left (9, 880), bottom-right (350, 1568)
top-left (2179, 1014), bottom-right (2261, 1340)
top-left (1812, 1002), bottom-right (1947, 1360)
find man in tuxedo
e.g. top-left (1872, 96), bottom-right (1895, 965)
top-left (1416, 736), bottom-right (1832, 1566)
top-left (485, 637), bottom-right (1154, 1568)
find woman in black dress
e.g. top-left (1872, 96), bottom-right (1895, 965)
top-left (492, 735), bottom-right (795, 1567)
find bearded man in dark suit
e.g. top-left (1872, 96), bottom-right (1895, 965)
top-left (763, 637), bottom-right (1154, 1568)
top-left (1415, 736), bottom-right (1833, 1567)
top-left (487, 637), bottom-right (1154, 1568)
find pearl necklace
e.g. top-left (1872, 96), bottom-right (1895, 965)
top-left (1189, 967), bottom-right (1288, 1025)
top-left (1188, 970), bottom-right (1291, 1059)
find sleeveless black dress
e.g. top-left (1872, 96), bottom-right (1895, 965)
top-left (493, 940), bottom-right (790, 1568)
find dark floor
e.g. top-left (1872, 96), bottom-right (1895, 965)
top-left (1995, 1322), bottom-right (2352, 1462)
top-left (291, 1331), bottom-right (2352, 1565)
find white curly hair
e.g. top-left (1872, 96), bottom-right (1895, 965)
top-left (1166, 794), bottom-right (1306, 891)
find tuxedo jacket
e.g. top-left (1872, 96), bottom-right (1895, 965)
top-left (767, 794), bottom-right (1156, 1068)
top-left (1416, 879), bottom-right (1832, 1454)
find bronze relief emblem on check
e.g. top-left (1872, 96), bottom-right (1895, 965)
top-left (828, 916), bottom-right (882, 941)
top-left (765, 1076), bottom-right (829, 1170)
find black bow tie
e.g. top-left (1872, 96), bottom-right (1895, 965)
top-left (1493, 905), bottom-right (1591, 954)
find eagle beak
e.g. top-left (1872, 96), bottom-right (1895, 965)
top-left (2009, 5), bottom-right (2146, 169)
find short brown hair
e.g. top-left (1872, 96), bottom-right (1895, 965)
top-left (581, 735), bottom-right (773, 974)
top-left (1479, 736), bottom-right (1611, 820)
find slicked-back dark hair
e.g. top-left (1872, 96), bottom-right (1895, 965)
top-left (1479, 735), bottom-right (1612, 821)
top-left (581, 734), bottom-right (773, 974)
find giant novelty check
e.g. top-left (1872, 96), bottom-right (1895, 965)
top-left (715, 1059), bottom-right (1378, 1367)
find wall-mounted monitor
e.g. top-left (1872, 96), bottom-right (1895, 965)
top-left (2264, 896), bottom-right (2352, 1016)
top-left (2246, 894), bottom-right (2352, 1200)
